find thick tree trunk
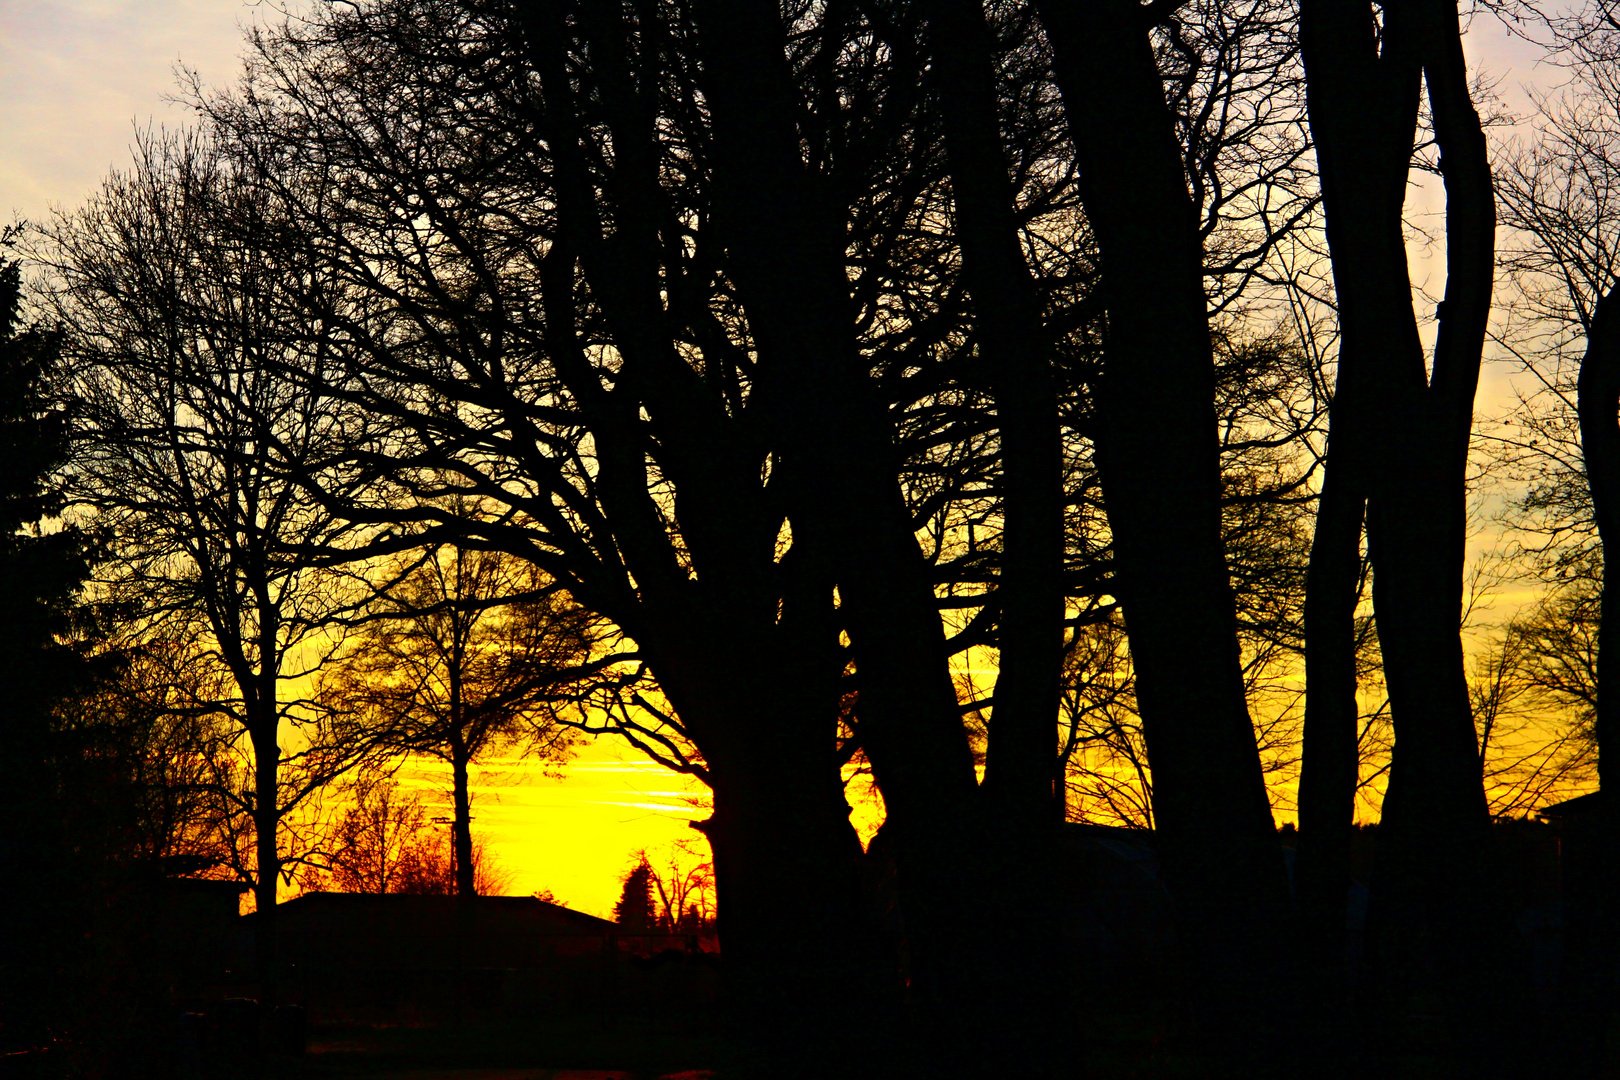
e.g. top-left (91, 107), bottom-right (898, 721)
top-left (698, 751), bottom-right (893, 1079)
top-left (1578, 284), bottom-right (1620, 802)
top-left (1031, 0), bottom-right (1297, 1068)
top-left (646, 619), bottom-right (902, 1080)
top-left (514, 8), bottom-right (908, 1073)
top-left (1563, 284), bottom-right (1620, 1076)
top-left (687, 3), bottom-right (1062, 1074)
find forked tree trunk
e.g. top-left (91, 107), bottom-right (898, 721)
top-left (689, 3), bottom-right (1063, 1074)
top-left (512, 7), bottom-right (908, 1072)
top-left (1298, 0), bottom-right (1525, 1071)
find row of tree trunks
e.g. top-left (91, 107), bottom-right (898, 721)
top-left (509, 1), bottom-right (1520, 1075)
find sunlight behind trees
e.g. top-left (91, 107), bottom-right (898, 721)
top-left (10, 0), bottom-right (1620, 1075)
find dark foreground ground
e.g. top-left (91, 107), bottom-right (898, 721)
top-left (300, 1019), bottom-right (721, 1080)
top-left (196, 1001), bottom-right (1620, 1080)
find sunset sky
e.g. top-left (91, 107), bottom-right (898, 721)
top-left (0, 0), bottom-right (1568, 910)
top-left (397, 749), bottom-right (715, 918)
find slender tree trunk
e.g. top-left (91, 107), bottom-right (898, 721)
top-left (1295, 459), bottom-right (1366, 1072)
top-left (923, 0), bottom-right (1065, 827)
top-left (1031, 0), bottom-right (1297, 1068)
top-left (451, 741), bottom-right (475, 898)
top-left (917, 4), bottom-right (1072, 1073)
top-left (249, 591), bottom-right (283, 1009)
top-left (251, 710), bottom-right (280, 1006)
top-left (1564, 284), bottom-right (1620, 1076)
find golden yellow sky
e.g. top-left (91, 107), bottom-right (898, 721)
top-left (389, 741), bottom-right (713, 918)
top-left (388, 740), bottom-right (885, 917)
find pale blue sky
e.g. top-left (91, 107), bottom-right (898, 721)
top-left (1, 0), bottom-right (274, 227)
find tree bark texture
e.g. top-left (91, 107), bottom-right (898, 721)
top-left (1032, 0), bottom-right (1297, 1068)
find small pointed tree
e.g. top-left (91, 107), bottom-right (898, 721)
top-left (613, 853), bottom-right (657, 931)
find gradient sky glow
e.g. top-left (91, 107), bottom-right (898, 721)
top-left (397, 750), bottom-right (716, 918)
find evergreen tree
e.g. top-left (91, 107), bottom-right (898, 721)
top-left (0, 253), bottom-right (89, 706)
top-left (613, 853), bottom-right (657, 931)
top-left (0, 249), bottom-right (130, 1069)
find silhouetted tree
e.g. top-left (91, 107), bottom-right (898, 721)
top-left (306, 774), bottom-right (513, 895)
top-left (321, 526), bottom-right (591, 897)
top-left (613, 853), bottom-right (657, 931)
top-left (173, 2), bottom-right (1330, 1072)
top-left (1488, 17), bottom-right (1620, 1061)
top-left (1294, 0), bottom-right (1517, 1068)
top-left (1469, 593), bottom-right (1599, 816)
top-left (644, 842), bottom-right (717, 932)
top-left (0, 248), bottom-right (137, 1071)
top-left (35, 132), bottom-right (386, 994)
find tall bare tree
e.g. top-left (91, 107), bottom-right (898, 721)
top-left (36, 131), bottom-right (382, 993)
top-left (322, 535), bottom-right (591, 897)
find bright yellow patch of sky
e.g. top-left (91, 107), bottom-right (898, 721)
top-left (393, 741), bottom-right (711, 918)
top-left (385, 737), bottom-right (885, 918)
